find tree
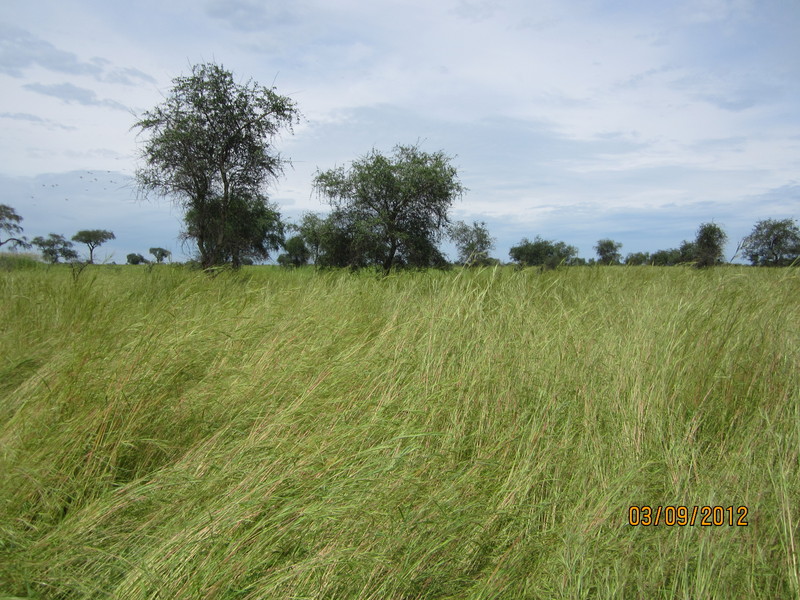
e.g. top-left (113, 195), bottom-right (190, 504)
top-left (594, 238), bottom-right (622, 265)
top-left (449, 220), bottom-right (495, 266)
top-left (149, 247), bottom-right (171, 263)
top-left (694, 222), bottom-right (727, 268)
top-left (134, 62), bottom-right (300, 269)
top-left (32, 234), bottom-right (78, 263)
top-left (308, 207), bottom-right (383, 270)
top-left (182, 193), bottom-right (283, 267)
top-left (72, 229), bottom-right (115, 263)
top-left (649, 240), bottom-right (700, 266)
top-left (277, 236), bottom-right (310, 267)
top-left (127, 253), bottom-right (149, 265)
top-left (651, 248), bottom-right (679, 266)
top-left (678, 240), bottom-right (697, 263)
top-left (313, 144), bottom-right (465, 274)
top-left (0, 204), bottom-right (30, 249)
top-left (295, 213), bottom-right (326, 264)
top-left (742, 218), bottom-right (800, 266)
top-left (625, 251), bottom-right (650, 266)
top-left (509, 236), bottom-right (578, 269)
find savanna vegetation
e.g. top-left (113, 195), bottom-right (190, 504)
top-left (2, 60), bottom-right (798, 598)
top-left (1, 264), bottom-right (798, 598)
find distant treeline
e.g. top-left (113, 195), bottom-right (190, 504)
top-left (2, 203), bottom-right (798, 270)
top-left (2, 62), bottom-right (798, 273)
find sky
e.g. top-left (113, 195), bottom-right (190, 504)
top-left (1, 0), bottom-right (798, 264)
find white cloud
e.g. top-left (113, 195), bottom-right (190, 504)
top-left (22, 82), bottom-right (130, 111)
top-left (0, 111), bottom-right (75, 130)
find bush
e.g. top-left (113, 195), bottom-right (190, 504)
top-left (509, 236), bottom-right (578, 269)
top-left (127, 253), bottom-right (149, 265)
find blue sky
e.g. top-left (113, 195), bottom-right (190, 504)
top-left (1, 0), bottom-right (798, 263)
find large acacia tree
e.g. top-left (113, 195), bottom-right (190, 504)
top-left (313, 145), bottom-right (465, 274)
top-left (742, 218), bottom-right (800, 266)
top-left (72, 229), bottom-right (115, 263)
top-left (134, 63), bottom-right (300, 268)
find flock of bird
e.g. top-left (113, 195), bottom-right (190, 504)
top-left (27, 169), bottom-right (129, 205)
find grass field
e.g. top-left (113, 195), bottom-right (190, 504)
top-left (1, 263), bottom-right (798, 599)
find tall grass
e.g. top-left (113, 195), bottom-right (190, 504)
top-left (0, 252), bottom-right (45, 271)
top-left (1, 265), bottom-right (798, 598)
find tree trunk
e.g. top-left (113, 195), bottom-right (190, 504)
top-left (383, 238), bottom-right (398, 275)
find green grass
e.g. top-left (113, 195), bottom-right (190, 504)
top-left (0, 253), bottom-right (45, 272)
top-left (1, 264), bottom-right (798, 599)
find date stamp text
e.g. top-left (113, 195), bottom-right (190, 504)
top-left (628, 505), bottom-right (749, 526)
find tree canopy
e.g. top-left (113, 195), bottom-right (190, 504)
top-left (509, 236), bottom-right (578, 269)
top-left (296, 213), bottom-right (325, 265)
top-left (595, 238), bottom-right (622, 265)
top-left (449, 220), bottom-right (495, 266)
top-left (694, 222), bottom-right (727, 268)
top-left (72, 229), bottom-right (115, 263)
top-left (0, 205), bottom-right (30, 250)
top-left (625, 252), bottom-right (650, 266)
top-left (277, 236), bottom-right (310, 268)
top-left (127, 253), bottom-right (149, 265)
top-left (741, 218), bottom-right (800, 266)
top-left (648, 240), bottom-right (697, 266)
top-left (181, 193), bottom-right (284, 267)
top-left (149, 247), bottom-right (171, 263)
top-left (134, 62), bottom-right (300, 268)
top-left (313, 144), bottom-right (465, 274)
top-left (32, 234), bottom-right (78, 263)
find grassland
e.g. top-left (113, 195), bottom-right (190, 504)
top-left (1, 263), bottom-right (798, 599)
